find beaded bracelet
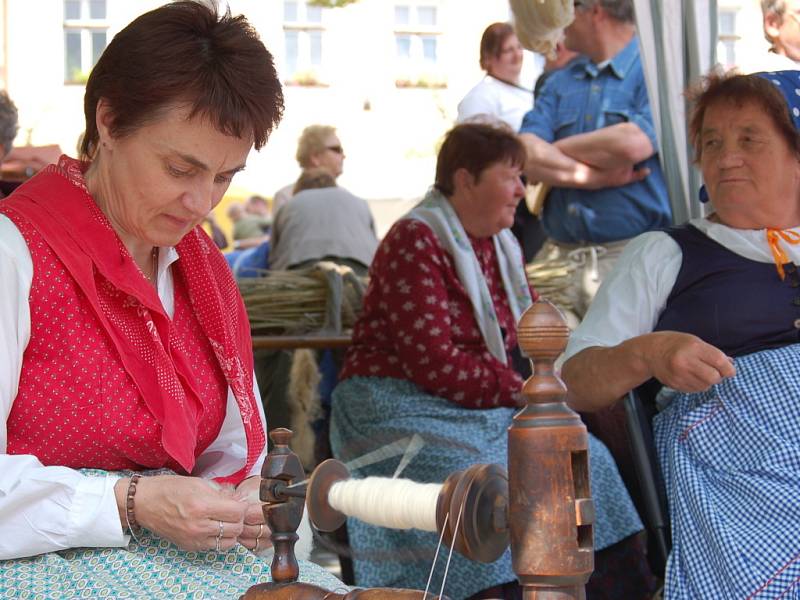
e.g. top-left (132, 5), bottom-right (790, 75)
top-left (125, 473), bottom-right (142, 542)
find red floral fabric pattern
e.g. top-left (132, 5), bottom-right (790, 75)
top-left (341, 219), bottom-right (536, 408)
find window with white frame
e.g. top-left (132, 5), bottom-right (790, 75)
top-left (394, 3), bottom-right (444, 87)
top-left (717, 9), bottom-right (739, 68)
top-left (64, 0), bottom-right (108, 83)
top-left (283, 0), bottom-right (325, 84)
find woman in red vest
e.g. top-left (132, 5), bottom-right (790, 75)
top-left (0, 2), bottom-right (339, 596)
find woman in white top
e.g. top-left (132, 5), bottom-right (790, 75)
top-left (457, 22), bottom-right (532, 131)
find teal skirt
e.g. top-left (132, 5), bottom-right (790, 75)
top-left (0, 469), bottom-right (343, 599)
top-left (0, 529), bottom-right (343, 599)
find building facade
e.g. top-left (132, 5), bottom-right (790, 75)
top-left (0, 0), bottom-right (776, 217)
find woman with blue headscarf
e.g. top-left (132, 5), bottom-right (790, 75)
top-left (562, 69), bottom-right (800, 598)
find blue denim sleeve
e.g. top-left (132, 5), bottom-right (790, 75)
top-left (625, 75), bottom-right (659, 155)
top-left (519, 75), bottom-right (557, 143)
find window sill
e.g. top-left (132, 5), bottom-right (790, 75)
top-left (394, 80), bottom-right (447, 89)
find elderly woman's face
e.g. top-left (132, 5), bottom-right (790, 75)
top-left (464, 160), bottom-right (526, 236)
top-left (700, 100), bottom-right (800, 229)
top-left (96, 103), bottom-right (252, 248)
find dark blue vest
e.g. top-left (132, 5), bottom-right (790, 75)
top-left (653, 225), bottom-right (800, 357)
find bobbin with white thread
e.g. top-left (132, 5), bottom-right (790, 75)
top-left (306, 458), bottom-right (509, 564)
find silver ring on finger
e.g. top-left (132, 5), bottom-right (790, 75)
top-left (256, 523), bottom-right (264, 541)
top-left (254, 537), bottom-right (260, 553)
top-left (215, 520), bottom-right (224, 552)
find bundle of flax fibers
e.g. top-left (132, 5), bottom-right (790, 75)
top-left (237, 264), bottom-right (366, 335)
top-left (238, 263), bottom-right (367, 469)
top-left (526, 256), bottom-right (578, 318)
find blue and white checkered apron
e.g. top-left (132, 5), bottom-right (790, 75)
top-left (655, 344), bottom-right (800, 599)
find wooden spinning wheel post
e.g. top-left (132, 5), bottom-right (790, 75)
top-left (510, 300), bottom-right (594, 599)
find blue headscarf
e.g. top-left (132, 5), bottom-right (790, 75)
top-left (698, 69), bottom-right (800, 203)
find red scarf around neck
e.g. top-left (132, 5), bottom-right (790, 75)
top-left (1, 156), bottom-right (264, 483)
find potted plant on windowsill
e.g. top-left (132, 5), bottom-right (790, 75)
top-left (395, 73), bottom-right (447, 89)
top-left (285, 69), bottom-right (329, 88)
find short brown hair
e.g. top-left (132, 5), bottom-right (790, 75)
top-left (687, 68), bottom-right (800, 162)
top-left (479, 23), bottom-right (515, 71)
top-left (293, 167), bottom-right (337, 194)
top-left (296, 125), bottom-right (337, 168)
top-left (80, 1), bottom-right (283, 160)
top-left (434, 122), bottom-right (527, 197)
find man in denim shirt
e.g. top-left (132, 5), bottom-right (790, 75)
top-left (519, 0), bottom-right (671, 322)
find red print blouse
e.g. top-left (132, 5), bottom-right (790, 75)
top-left (340, 219), bottom-right (536, 409)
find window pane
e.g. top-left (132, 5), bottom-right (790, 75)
top-left (722, 40), bottom-right (736, 66)
top-left (394, 5), bottom-right (410, 25)
top-left (422, 35), bottom-right (437, 62)
top-left (417, 6), bottom-right (437, 26)
top-left (718, 11), bottom-right (736, 35)
top-left (64, 0), bottom-right (80, 19)
top-left (65, 30), bottom-right (82, 80)
top-left (89, 0), bottom-right (106, 19)
top-left (91, 31), bottom-right (107, 66)
top-left (395, 34), bottom-right (411, 58)
top-left (284, 1), bottom-right (298, 22)
top-left (309, 30), bottom-right (322, 66)
top-left (285, 30), bottom-right (298, 75)
top-left (306, 5), bottom-right (322, 22)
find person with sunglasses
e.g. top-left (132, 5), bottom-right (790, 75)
top-left (272, 124), bottom-right (346, 215)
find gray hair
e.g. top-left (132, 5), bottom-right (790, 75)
top-left (0, 91), bottom-right (18, 157)
top-left (580, 0), bottom-right (635, 23)
top-left (762, 0), bottom-right (788, 47)
top-left (762, 0), bottom-right (786, 17)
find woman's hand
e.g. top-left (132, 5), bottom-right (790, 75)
top-left (563, 332), bottom-right (736, 411)
top-left (234, 476), bottom-right (272, 553)
top-left (115, 474), bottom-right (247, 551)
top-left (643, 331), bottom-right (736, 393)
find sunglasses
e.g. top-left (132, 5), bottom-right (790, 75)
top-left (326, 145), bottom-right (344, 155)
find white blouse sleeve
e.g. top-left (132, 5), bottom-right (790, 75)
top-left (563, 231), bottom-right (683, 362)
top-left (0, 215), bottom-right (126, 559)
top-left (0, 215), bottom-right (266, 559)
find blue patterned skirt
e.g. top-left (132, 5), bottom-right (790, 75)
top-left (655, 344), bottom-right (800, 599)
top-left (330, 376), bottom-right (642, 599)
top-left (0, 470), bottom-right (343, 599)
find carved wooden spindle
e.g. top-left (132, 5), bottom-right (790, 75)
top-left (509, 300), bottom-right (594, 600)
top-left (260, 428), bottom-right (306, 583)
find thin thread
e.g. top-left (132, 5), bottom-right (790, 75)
top-left (345, 434), bottom-right (425, 473)
top-left (392, 434), bottom-right (425, 479)
top-left (285, 434), bottom-right (427, 490)
top-left (439, 499), bottom-right (465, 600)
top-left (424, 511), bottom-right (448, 600)
top-left (328, 477), bottom-right (441, 531)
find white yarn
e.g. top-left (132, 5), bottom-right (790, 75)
top-left (328, 477), bottom-right (442, 531)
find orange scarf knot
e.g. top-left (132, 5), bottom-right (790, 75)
top-left (766, 228), bottom-right (800, 280)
